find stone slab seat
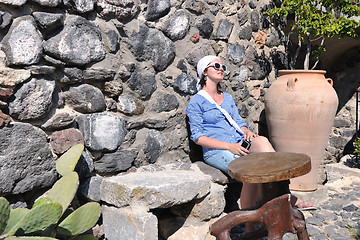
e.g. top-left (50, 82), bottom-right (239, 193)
top-left (100, 169), bottom-right (212, 210)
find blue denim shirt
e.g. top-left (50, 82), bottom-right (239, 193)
top-left (186, 92), bottom-right (249, 159)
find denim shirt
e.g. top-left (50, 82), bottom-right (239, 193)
top-left (186, 92), bottom-right (249, 158)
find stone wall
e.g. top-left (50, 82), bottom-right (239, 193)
top-left (0, 0), bottom-right (357, 239)
top-left (0, 0), bottom-right (285, 197)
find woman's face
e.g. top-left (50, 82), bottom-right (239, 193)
top-left (204, 59), bottom-right (225, 83)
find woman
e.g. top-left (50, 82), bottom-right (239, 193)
top-left (186, 55), bottom-right (314, 221)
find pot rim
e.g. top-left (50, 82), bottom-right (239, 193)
top-left (278, 70), bottom-right (326, 75)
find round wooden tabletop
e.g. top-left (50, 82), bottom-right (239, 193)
top-left (228, 152), bottom-right (311, 183)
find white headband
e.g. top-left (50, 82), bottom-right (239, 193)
top-left (196, 55), bottom-right (221, 90)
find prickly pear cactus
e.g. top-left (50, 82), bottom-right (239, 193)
top-left (56, 144), bottom-right (84, 176)
top-left (56, 202), bottom-right (101, 237)
top-left (47, 172), bottom-right (79, 213)
top-left (32, 198), bottom-right (53, 209)
top-left (0, 197), bottom-right (10, 235)
top-left (73, 235), bottom-right (98, 240)
top-left (5, 237), bottom-right (59, 240)
top-left (7, 202), bottom-right (62, 236)
top-left (3, 208), bottom-right (30, 235)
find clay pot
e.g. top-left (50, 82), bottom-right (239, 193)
top-left (264, 70), bottom-right (338, 191)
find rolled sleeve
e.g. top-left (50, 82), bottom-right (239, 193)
top-left (186, 98), bottom-right (205, 142)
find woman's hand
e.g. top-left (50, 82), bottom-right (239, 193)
top-left (227, 142), bottom-right (250, 156)
top-left (243, 130), bottom-right (258, 141)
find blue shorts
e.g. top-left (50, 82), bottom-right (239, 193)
top-left (204, 150), bottom-right (240, 173)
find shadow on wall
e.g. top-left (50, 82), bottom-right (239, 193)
top-left (326, 45), bottom-right (360, 158)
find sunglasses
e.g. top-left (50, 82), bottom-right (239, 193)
top-left (207, 62), bottom-right (227, 72)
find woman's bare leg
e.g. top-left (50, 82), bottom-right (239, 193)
top-left (241, 182), bottom-right (260, 232)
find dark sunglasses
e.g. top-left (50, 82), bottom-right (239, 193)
top-left (207, 62), bottom-right (227, 72)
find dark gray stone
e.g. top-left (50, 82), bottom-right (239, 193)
top-left (176, 59), bottom-right (187, 73)
top-left (0, 123), bottom-right (57, 195)
top-left (64, 0), bottom-right (95, 13)
top-left (32, 0), bottom-right (62, 7)
top-left (145, 0), bottom-right (170, 21)
top-left (250, 57), bottom-right (271, 80)
top-left (152, 93), bottom-right (179, 113)
top-left (265, 29), bottom-right (281, 47)
top-left (270, 50), bottom-right (288, 70)
top-left (64, 84), bottom-right (106, 113)
top-left (334, 118), bottom-right (352, 128)
top-left (237, 11), bottom-right (248, 27)
top-left (197, 18), bottom-right (213, 38)
top-left (117, 94), bottom-right (144, 115)
top-left (0, 0), bottom-right (26, 6)
top-left (186, 44), bottom-right (215, 67)
top-left (75, 149), bottom-right (95, 180)
top-left (32, 12), bottom-right (64, 31)
top-left (163, 9), bottom-right (189, 40)
top-left (2, 16), bottom-right (42, 66)
top-left (43, 15), bottom-right (105, 66)
top-left (127, 73), bottom-right (156, 100)
top-left (78, 175), bottom-right (103, 202)
top-left (249, 1), bottom-right (256, 9)
top-left (127, 119), bottom-right (167, 130)
top-left (0, 10), bottom-right (12, 29)
top-left (24, 65), bottom-right (56, 76)
top-left (62, 67), bottom-right (83, 84)
top-left (195, 161), bottom-right (228, 185)
top-left (41, 112), bottom-right (75, 130)
top-left (83, 69), bottom-right (116, 81)
top-left (250, 11), bottom-right (259, 32)
top-left (9, 78), bottom-right (55, 121)
top-left (213, 19), bottom-right (233, 40)
top-left (104, 29), bottom-right (120, 53)
top-left (116, 63), bottom-right (136, 81)
top-left (174, 73), bottom-right (197, 95)
top-left (127, 24), bottom-right (175, 71)
top-left (183, 0), bottom-right (206, 14)
top-left (96, 0), bottom-right (140, 20)
top-left (329, 136), bottom-right (349, 149)
top-left (44, 54), bottom-right (66, 66)
top-left (227, 43), bottom-right (245, 64)
top-left (94, 148), bottom-right (138, 173)
top-left (239, 25), bottom-right (252, 40)
top-left (76, 113), bottom-right (127, 152)
top-left (143, 130), bottom-right (166, 163)
top-left (306, 217), bottom-right (323, 227)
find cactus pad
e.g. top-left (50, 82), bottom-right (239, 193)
top-left (73, 235), bottom-right (98, 240)
top-left (3, 208), bottom-right (29, 235)
top-left (0, 197), bottom-right (10, 235)
top-left (32, 198), bottom-right (53, 209)
top-left (47, 172), bottom-right (79, 213)
top-left (56, 202), bottom-right (101, 237)
top-left (5, 237), bottom-right (59, 240)
top-left (56, 144), bottom-right (84, 176)
top-left (7, 202), bottom-right (62, 236)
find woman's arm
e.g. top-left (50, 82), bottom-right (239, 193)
top-left (196, 136), bottom-right (250, 155)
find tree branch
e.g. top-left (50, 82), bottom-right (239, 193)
top-left (311, 38), bottom-right (325, 70)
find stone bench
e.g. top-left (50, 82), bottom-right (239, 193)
top-left (80, 163), bottom-right (231, 240)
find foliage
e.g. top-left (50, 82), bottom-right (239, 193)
top-left (353, 137), bottom-right (360, 157)
top-left (264, 0), bottom-right (360, 70)
top-left (0, 144), bottom-right (101, 240)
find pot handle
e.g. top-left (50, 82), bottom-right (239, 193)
top-left (286, 78), bottom-right (298, 92)
top-left (326, 78), bottom-right (333, 86)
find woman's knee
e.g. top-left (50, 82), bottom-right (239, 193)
top-left (250, 136), bottom-right (275, 152)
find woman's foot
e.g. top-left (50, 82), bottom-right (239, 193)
top-left (292, 196), bottom-right (317, 210)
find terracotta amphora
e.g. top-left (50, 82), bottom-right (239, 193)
top-left (264, 70), bottom-right (338, 191)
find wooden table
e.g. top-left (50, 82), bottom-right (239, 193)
top-left (210, 152), bottom-right (311, 240)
